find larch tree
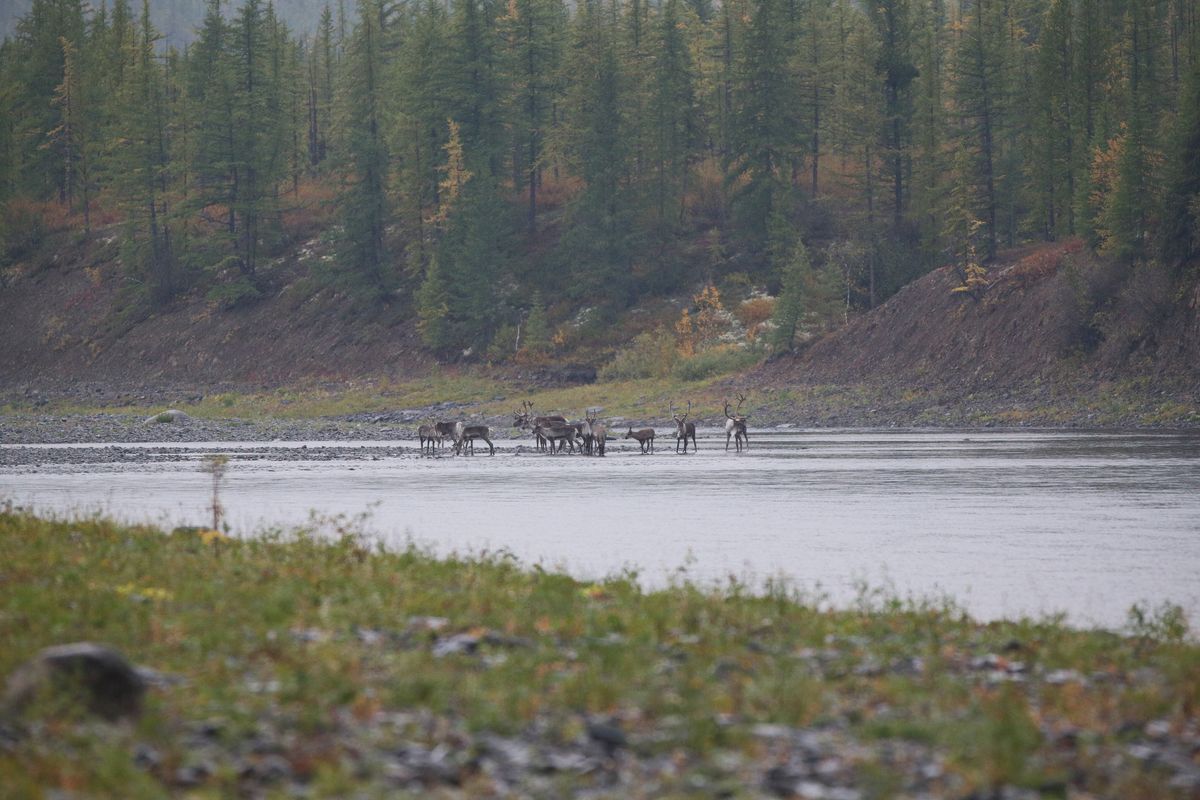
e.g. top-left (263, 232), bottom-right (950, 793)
top-left (910, 0), bottom-right (950, 261)
top-left (47, 35), bottom-right (91, 226)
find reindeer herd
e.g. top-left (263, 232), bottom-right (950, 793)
top-left (416, 394), bottom-right (751, 456)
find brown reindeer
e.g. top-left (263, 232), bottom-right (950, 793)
top-left (533, 422), bottom-right (577, 454)
top-left (724, 394), bottom-right (749, 452)
top-left (418, 424), bottom-right (442, 454)
top-left (670, 401), bottom-right (698, 454)
top-left (624, 426), bottom-right (656, 454)
top-left (453, 422), bottom-right (495, 455)
top-left (586, 409), bottom-right (607, 456)
top-left (434, 421), bottom-right (457, 450)
top-left (514, 401), bottom-right (567, 452)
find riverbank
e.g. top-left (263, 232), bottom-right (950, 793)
top-left (2, 371), bottom-right (1198, 447)
top-left (1, 510), bottom-right (1197, 798)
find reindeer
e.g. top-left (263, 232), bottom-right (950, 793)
top-left (575, 414), bottom-right (594, 455)
top-left (670, 401), bottom-right (698, 454)
top-left (533, 422), bottom-right (577, 454)
top-left (624, 427), bottom-right (656, 454)
top-left (513, 401), bottom-right (567, 452)
top-left (586, 409), bottom-right (607, 456)
top-left (724, 393), bottom-right (749, 452)
top-left (434, 421), bottom-right (457, 450)
top-left (418, 424), bottom-right (443, 454)
top-left (453, 421), bottom-right (495, 455)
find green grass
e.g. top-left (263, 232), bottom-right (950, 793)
top-left (4, 361), bottom-right (1200, 428)
top-left (0, 510), bottom-right (1197, 797)
top-left (0, 371), bottom-right (762, 424)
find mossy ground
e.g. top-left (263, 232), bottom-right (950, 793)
top-left (0, 510), bottom-right (1197, 797)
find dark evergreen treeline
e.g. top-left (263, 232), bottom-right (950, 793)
top-left (1, 0), bottom-right (1198, 357)
top-left (1, 0), bottom-right (340, 46)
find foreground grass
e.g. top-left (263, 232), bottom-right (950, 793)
top-left (1, 511), bottom-right (1197, 798)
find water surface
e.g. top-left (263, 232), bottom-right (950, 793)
top-left (4, 430), bottom-right (1198, 628)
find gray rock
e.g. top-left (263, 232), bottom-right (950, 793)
top-left (3, 642), bottom-right (147, 721)
top-left (133, 743), bottom-right (162, 770)
top-left (432, 633), bottom-right (480, 658)
top-left (586, 719), bottom-right (627, 756)
top-left (1144, 719), bottom-right (1172, 740)
top-left (174, 760), bottom-right (215, 786)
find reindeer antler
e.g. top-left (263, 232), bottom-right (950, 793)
top-left (735, 393), bottom-right (747, 416)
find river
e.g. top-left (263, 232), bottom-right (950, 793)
top-left (3, 429), bottom-right (1198, 628)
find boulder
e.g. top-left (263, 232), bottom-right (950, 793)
top-left (3, 642), bottom-right (147, 721)
top-left (145, 408), bottom-right (190, 424)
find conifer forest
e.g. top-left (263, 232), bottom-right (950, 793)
top-left (2, 0), bottom-right (1199, 359)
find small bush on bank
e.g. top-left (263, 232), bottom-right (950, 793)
top-left (598, 329), bottom-right (679, 380)
top-left (670, 345), bottom-right (760, 381)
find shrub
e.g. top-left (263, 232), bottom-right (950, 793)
top-left (523, 293), bottom-right (550, 353)
top-left (487, 323), bottom-right (518, 362)
top-left (736, 296), bottom-right (776, 340)
top-left (206, 277), bottom-right (262, 310)
top-left (670, 346), bottom-right (759, 382)
top-left (0, 199), bottom-right (48, 266)
top-left (598, 329), bottom-right (679, 380)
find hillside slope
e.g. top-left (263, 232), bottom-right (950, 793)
top-left (0, 228), bottom-right (432, 396)
top-left (752, 241), bottom-right (1200, 400)
top-left (2, 230), bottom-right (1197, 425)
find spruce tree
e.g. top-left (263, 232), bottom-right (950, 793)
top-left (560, 0), bottom-right (634, 305)
top-left (338, 0), bottom-right (390, 292)
top-left (1033, 0), bottom-right (1077, 238)
top-left (395, 0), bottom-right (451, 273)
top-left (727, 0), bottom-right (796, 250)
top-left (1160, 57), bottom-right (1200, 265)
top-left (112, 0), bottom-right (177, 303)
top-left (650, 0), bottom-right (697, 229)
top-left (867, 0), bottom-right (916, 225)
top-left (951, 0), bottom-right (1008, 260)
top-left (501, 0), bottom-right (565, 235)
top-left (770, 236), bottom-right (812, 352)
